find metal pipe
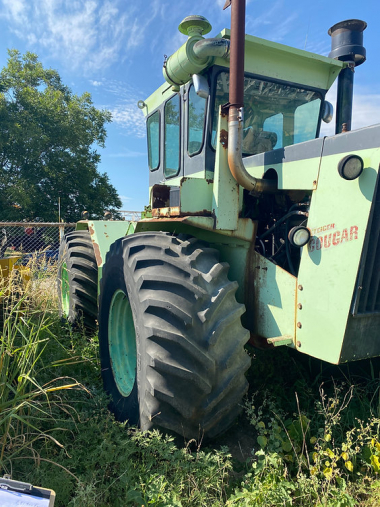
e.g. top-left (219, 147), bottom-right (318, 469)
top-left (229, 0), bottom-right (245, 108)
top-left (193, 38), bottom-right (230, 59)
top-left (328, 19), bottom-right (367, 134)
top-left (227, 0), bottom-right (276, 194)
top-left (228, 108), bottom-right (276, 193)
top-left (335, 64), bottom-right (354, 133)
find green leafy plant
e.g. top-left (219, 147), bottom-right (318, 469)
top-left (0, 266), bottom-right (83, 470)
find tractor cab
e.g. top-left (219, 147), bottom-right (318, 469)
top-left (141, 18), bottom-right (342, 214)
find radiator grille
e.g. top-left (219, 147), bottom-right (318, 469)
top-left (353, 174), bottom-right (380, 315)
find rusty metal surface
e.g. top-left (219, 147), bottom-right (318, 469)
top-left (220, 129), bottom-right (228, 149)
top-left (151, 207), bottom-right (181, 218)
top-left (229, 0), bottom-right (245, 108)
top-left (87, 221), bottom-right (131, 268)
top-left (138, 216), bottom-right (256, 242)
top-left (88, 223), bottom-right (102, 267)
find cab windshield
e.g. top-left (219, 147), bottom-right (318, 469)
top-left (211, 72), bottom-right (322, 156)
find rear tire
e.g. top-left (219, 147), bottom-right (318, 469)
top-left (58, 230), bottom-right (98, 332)
top-left (98, 232), bottom-right (251, 440)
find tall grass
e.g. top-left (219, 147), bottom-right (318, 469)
top-left (1, 257), bottom-right (380, 506)
top-left (0, 259), bottom-right (83, 472)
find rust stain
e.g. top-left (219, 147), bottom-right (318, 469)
top-left (139, 216), bottom-right (189, 224)
top-left (152, 206), bottom-right (180, 218)
top-left (152, 207), bottom-right (212, 218)
top-left (91, 240), bottom-right (102, 267)
top-left (220, 129), bottom-right (228, 149)
top-left (88, 223), bottom-right (102, 266)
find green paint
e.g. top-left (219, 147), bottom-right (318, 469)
top-left (145, 27), bottom-right (342, 116)
top-left (61, 262), bottom-right (70, 317)
top-left (163, 35), bottom-right (213, 88)
top-left (245, 156), bottom-right (322, 191)
top-left (296, 147), bottom-right (380, 364)
top-left (180, 178), bottom-right (213, 213)
top-left (144, 82), bottom-right (176, 117)
top-left (108, 289), bottom-right (137, 397)
top-left (137, 215), bottom-right (254, 242)
top-left (267, 336), bottom-right (294, 347)
top-left (251, 251), bottom-right (297, 342)
top-left (217, 29), bottom-right (342, 91)
top-left (212, 108), bottom-right (240, 230)
top-left (77, 220), bottom-right (137, 289)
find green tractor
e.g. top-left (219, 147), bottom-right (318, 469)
top-left (58, 1), bottom-right (379, 440)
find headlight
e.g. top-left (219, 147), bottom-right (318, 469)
top-left (288, 226), bottom-right (311, 248)
top-left (338, 155), bottom-right (364, 180)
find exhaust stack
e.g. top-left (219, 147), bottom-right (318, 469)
top-left (227, 0), bottom-right (276, 193)
top-left (328, 19), bottom-right (367, 134)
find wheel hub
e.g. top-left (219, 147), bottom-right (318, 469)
top-left (108, 289), bottom-right (137, 397)
top-left (61, 262), bottom-right (70, 317)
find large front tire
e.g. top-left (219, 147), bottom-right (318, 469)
top-left (57, 231), bottom-right (98, 332)
top-left (98, 232), bottom-right (251, 440)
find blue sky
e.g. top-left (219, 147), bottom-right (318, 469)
top-left (0, 0), bottom-right (379, 213)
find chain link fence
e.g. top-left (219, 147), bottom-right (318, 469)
top-left (119, 211), bottom-right (142, 221)
top-left (0, 222), bottom-right (75, 257)
top-left (0, 212), bottom-right (143, 257)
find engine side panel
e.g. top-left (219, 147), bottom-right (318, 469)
top-left (296, 125), bottom-right (380, 363)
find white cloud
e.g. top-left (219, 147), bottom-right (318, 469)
top-left (91, 79), bottom-right (146, 138)
top-left (109, 150), bottom-right (145, 158)
top-left (109, 104), bottom-right (146, 138)
top-left (2, 0), bottom-right (27, 24)
top-left (0, 0), bottom-right (160, 72)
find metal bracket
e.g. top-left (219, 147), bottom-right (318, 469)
top-left (267, 335), bottom-right (294, 347)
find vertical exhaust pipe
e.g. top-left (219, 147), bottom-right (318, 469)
top-left (226, 0), bottom-right (276, 193)
top-left (328, 20), bottom-right (367, 134)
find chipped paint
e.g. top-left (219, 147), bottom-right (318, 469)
top-left (220, 129), bottom-right (228, 149)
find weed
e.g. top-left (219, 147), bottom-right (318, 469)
top-left (2, 262), bottom-right (380, 506)
top-left (0, 263), bottom-right (84, 472)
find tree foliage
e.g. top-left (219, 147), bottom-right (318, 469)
top-left (0, 50), bottom-right (122, 222)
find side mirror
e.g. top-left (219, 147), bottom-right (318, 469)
top-left (192, 74), bottom-right (209, 99)
top-left (322, 100), bottom-right (333, 123)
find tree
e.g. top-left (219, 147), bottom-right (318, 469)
top-left (0, 50), bottom-right (122, 222)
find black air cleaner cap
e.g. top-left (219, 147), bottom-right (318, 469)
top-left (328, 19), bottom-right (367, 65)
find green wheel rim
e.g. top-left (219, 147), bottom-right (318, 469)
top-left (61, 262), bottom-right (70, 317)
top-left (108, 289), bottom-right (137, 397)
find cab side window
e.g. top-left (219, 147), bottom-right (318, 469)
top-left (164, 94), bottom-right (180, 178)
top-left (147, 111), bottom-right (160, 171)
top-left (188, 85), bottom-right (206, 156)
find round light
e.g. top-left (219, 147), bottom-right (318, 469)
top-left (338, 155), bottom-right (363, 180)
top-left (288, 226), bottom-right (311, 248)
